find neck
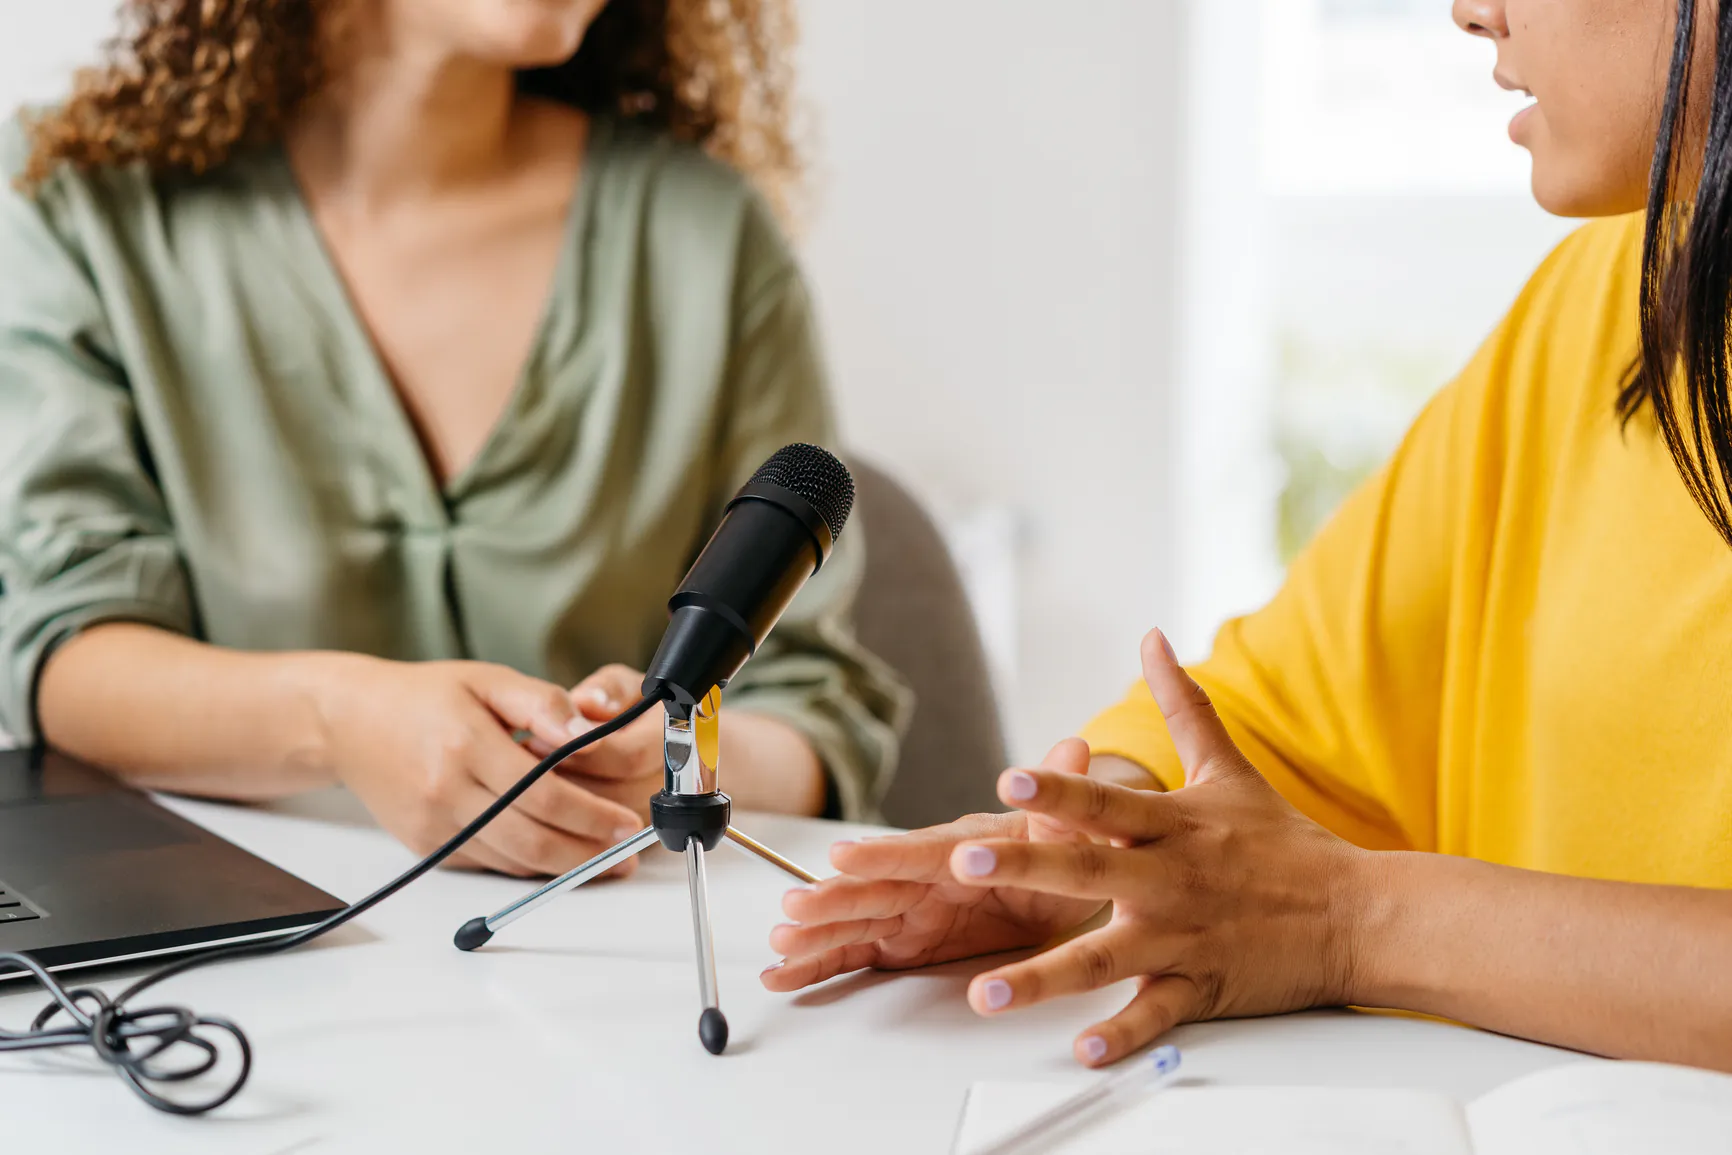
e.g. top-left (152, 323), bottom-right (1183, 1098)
top-left (290, 23), bottom-right (520, 206)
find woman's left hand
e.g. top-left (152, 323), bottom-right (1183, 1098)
top-left (949, 630), bottom-right (1375, 1067)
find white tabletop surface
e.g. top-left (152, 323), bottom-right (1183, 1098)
top-left (0, 788), bottom-right (1592, 1153)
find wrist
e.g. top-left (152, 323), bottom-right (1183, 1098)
top-left (1335, 848), bottom-right (1428, 1009)
top-left (274, 650), bottom-right (375, 787)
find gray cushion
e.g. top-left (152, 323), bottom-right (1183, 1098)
top-left (851, 459), bottom-right (1009, 829)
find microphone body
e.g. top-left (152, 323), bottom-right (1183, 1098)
top-left (642, 446), bottom-right (856, 712)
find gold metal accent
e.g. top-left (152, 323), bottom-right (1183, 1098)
top-left (725, 827), bottom-right (820, 884)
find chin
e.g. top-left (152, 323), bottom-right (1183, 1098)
top-left (1528, 163), bottom-right (1649, 220)
top-left (459, 0), bottom-right (608, 68)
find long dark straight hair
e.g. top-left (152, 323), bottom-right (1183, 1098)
top-left (1625, 0), bottom-right (1732, 545)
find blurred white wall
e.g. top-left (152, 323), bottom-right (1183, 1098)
top-left (0, 1), bottom-right (111, 111)
top-left (797, 1), bottom-right (1186, 761)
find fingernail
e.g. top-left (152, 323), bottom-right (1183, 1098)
top-left (982, 979), bottom-right (1013, 1010)
top-left (762, 961), bottom-right (784, 973)
top-left (788, 884), bottom-right (816, 894)
top-left (614, 825), bottom-right (641, 843)
top-left (1004, 771), bottom-right (1038, 802)
top-left (958, 845), bottom-right (997, 877)
top-left (1082, 1035), bottom-right (1109, 1062)
top-left (1158, 629), bottom-right (1178, 665)
top-left (774, 921), bottom-right (803, 933)
top-left (567, 716), bottom-right (595, 738)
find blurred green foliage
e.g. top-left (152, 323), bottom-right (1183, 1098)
top-left (1273, 331), bottom-right (1453, 562)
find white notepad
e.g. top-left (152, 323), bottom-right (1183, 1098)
top-left (952, 1060), bottom-right (1732, 1155)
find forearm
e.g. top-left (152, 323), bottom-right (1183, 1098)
top-left (37, 623), bottom-right (341, 798)
top-left (1352, 851), bottom-right (1732, 1069)
top-left (720, 711), bottom-right (827, 817)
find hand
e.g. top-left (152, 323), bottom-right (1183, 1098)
top-left (946, 629), bottom-right (1369, 1067)
top-left (544, 664), bottom-right (665, 825)
top-left (309, 656), bottom-right (646, 877)
top-left (759, 740), bottom-right (1108, 992)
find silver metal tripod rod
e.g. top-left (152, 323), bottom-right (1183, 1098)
top-left (484, 826), bottom-right (659, 933)
top-left (685, 841), bottom-right (720, 1012)
top-left (725, 826), bottom-right (821, 884)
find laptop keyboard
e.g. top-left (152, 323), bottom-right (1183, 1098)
top-left (0, 882), bottom-right (41, 923)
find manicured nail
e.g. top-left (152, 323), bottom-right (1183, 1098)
top-left (982, 979), bottom-right (1013, 1011)
top-left (1003, 771), bottom-right (1038, 802)
top-left (762, 961), bottom-right (784, 973)
top-left (1158, 629), bottom-right (1178, 665)
top-left (958, 845), bottom-right (997, 877)
top-left (1082, 1035), bottom-right (1109, 1062)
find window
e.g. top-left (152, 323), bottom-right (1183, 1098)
top-left (1266, 0), bottom-right (1575, 558)
top-left (1178, 1), bottom-right (1575, 650)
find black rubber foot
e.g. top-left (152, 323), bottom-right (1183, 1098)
top-left (454, 917), bottom-right (494, 952)
top-left (699, 1007), bottom-right (729, 1055)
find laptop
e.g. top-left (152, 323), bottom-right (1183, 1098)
top-left (0, 746), bottom-right (346, 980)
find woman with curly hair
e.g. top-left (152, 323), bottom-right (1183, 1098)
top-left (0, 0), bottom-right (907, 877)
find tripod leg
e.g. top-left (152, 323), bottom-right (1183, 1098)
top-left (684, 841), bottom-right (729, 1054)
top-left (454, 826), bottom-right (659, 950)
top-left (724, 826), bottom-right (820, 885)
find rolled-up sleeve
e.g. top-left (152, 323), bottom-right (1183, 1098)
top-left (0, 143), bottom-right (193, 745)
top-left (711, 200), bottom-right (912, 823)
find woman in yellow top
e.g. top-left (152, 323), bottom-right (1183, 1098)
top-left (765, 0), bottom-right (1732, 1072)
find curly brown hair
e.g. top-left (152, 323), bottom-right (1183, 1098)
top-left (19, 0), bottom-right (804, 215)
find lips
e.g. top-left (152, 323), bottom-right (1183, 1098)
top-left (1493, 70), bottom-right (1533, 98)
top-left (1509, 101), bottom-right (1539, 144)
top-left (1492, 69), bottom-right (1538, 142)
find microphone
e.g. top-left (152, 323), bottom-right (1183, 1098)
top-left (641, 443), bottom-right (855, 712)
top-left (458, 445), bottom-right (853, 1058)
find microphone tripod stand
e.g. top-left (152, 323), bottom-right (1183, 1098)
top-left (452, 687), bottom-right (818, 1054)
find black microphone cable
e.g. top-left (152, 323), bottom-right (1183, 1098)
top-left (0, 693), bottom-right (663, 1117)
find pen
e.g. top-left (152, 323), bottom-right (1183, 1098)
top-left (962, 1045), bottom-right (1183, 1155)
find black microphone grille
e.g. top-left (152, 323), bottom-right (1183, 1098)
top-left (750, 444), bottom-right (855, 541)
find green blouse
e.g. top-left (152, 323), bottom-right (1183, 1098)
top-left (0, 115), bottom-right (908, 821)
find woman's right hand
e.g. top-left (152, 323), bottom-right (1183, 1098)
top-left (759, 739), bottom-right (1108, 990)
top-left (305, 656), bottom-right (647, 878)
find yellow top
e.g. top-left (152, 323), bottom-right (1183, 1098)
top-left (1081, 214), bottom-right (1732, 887)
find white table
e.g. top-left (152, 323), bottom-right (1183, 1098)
top-left (1, 790), bottom-right (1590, 1154)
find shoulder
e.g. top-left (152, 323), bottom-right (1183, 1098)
top-left (1467, 214), bottom-right (1645, 404)
top-left (0, 112), bottom-right (29, 180)
top-left (593, 118), bottom-right (795, 291)
top-left (1505, 214), bottom-right (1644, 344)
top-left (1, 107), bottom-right (156, 257)
top-left (0, 108), bottom-right (126, 212)
top-left (1, 105), bottom-right (266, 244)
top-left (0, 110), bottom-right (69, 216)
top-left (1445, 214), bottom-right (1648, 463)
top-left (0, 110), bottom-right (91, 262)
top-left (598, 118), bottom-right (762, 219)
